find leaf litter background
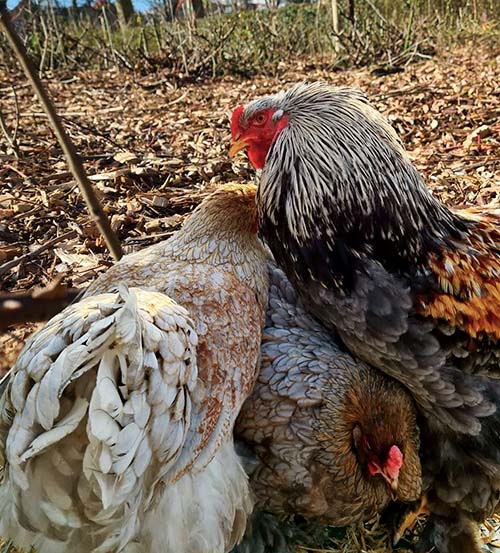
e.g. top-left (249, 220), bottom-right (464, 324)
top-left (0, 36), bottom-right (499, 553)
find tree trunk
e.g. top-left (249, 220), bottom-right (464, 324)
top-left (190, 0), bottom-right (204, 18)
top-left (348, 0), bottom-right (355, 23)
top-left (115, 0), bottom-right (134, 27)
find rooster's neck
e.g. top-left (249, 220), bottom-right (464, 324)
top-left (259, 148), bottom-right (467, 293)
top-left (256, 88), bottom-right (472, 292)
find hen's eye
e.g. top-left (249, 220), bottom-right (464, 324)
top-left (253, 113), bottom-right (267, 125)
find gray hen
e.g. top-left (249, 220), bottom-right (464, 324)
top-left (233, 263), bottom-right (421, 552)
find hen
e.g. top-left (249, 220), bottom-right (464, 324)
top-left (230, 82), bottom-right (500, 553)
top-left (0, 183), bottom-right (269, 553)
top-left (233, 262), bottom-right (421, 551)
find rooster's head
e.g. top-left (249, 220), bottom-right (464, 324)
top-left (230, 104), bottom-right (289, 170)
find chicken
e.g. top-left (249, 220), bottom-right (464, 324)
top-left (0, 183), bottom-right (269, 553)
top-left (233, 262), bottom-right (421, 551)
top-left (230, 83), bottom-right (500, 553)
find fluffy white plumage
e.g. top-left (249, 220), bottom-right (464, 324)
top-left (0, 184), bottom-right (269, 553)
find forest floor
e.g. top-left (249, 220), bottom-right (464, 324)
top-left (0, 34), bottom-right (499, 552)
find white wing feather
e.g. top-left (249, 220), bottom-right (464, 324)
top-left (0, 287), bottom-right (201, 552)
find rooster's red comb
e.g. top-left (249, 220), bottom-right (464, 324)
top-left (231, 105), bottom-right (245, 139)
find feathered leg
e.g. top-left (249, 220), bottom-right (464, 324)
top-left (415, 513), bottom-right (487, 553)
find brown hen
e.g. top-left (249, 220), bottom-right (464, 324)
top-left (0, 184), bottom-right (269, 553)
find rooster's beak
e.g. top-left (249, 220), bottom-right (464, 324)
top-left (229, 134), bottom-right (249, 158)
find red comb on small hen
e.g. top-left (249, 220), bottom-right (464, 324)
top-left (386, 445), bottom-right (404, 478)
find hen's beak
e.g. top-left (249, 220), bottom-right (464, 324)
top-left (229, 134), bottom-right (249, 158)
top-left (384, 472), bottom-right (399, 493)
top-left (379, 470), bottom-right (399, 500)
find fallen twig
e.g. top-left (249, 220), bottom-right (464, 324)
top-left (0, 230), bottom-right (77, 278)
top-left (0, 283), bottom-right (82, 330)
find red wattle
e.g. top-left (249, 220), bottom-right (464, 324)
top-left (248, 142), bottom-right (272, 170)
top-left (367, 461), bottom-right (381, 476)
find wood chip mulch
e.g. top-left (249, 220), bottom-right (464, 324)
top-left (0, 36), bottom-right (499, 553)
top-left (1, 39), bottom-right (498, 371)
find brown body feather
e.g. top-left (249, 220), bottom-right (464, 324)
top-left (417, 208), bottom-right (500, 341)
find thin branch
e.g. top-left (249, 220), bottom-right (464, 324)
top-left (0, 230), bottom-right (77, 278)
top-left (0, 86), bottom-right (20, 157)
top-left (0, 6), bottom-right (123, 262)
top-left (101, 5), bottom-right (118, 67)
top-left (10, 85), bottom-right (19, 145)
top-left (361, 0), bottom-right (390, 26)
top-left (0, 287), bottom-right (82, 330)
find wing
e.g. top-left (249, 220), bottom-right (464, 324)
top-left (236, 263), bottom-right (328, 504)
top-left (259, 261), bottom-right (328, 410)
top-left (307, 255), bottom-right (500, 435)
top-left (415, 207), bottom-right (500, 347)
top-left (0, 287), bottom-right (200, 551)
top-left (85, 257), bottom-right (266, 478)
top-left (238, 262), bottom-right (389, 524)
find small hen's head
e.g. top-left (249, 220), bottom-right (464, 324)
top-left (324, 363), bottom-right (421, 503)
top-left (349, 374), bottom-right (420, 501)
top-left (352, 426), bottom-right (403, 494)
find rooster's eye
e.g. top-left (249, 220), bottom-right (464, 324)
top-left (253, 113), bottom-right (267, 126)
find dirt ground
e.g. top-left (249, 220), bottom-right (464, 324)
top-left (0, 36), bottom-right (499, 552)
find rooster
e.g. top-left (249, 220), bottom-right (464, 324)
top-left (230, 82), bottom-right (500, 553)
top-left (233, 261), bottom-right (421, 552)
top-left (0, 184), bottom-right (269, 553)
